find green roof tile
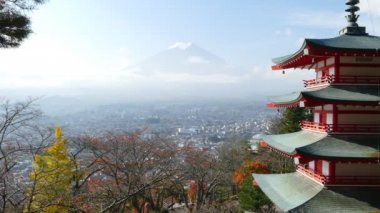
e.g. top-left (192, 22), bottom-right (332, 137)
top-left (268, 85), bottom-right (380, 106)
top-left (297, 135), bottom-right (380, 159)
top-left (253, 173), bottom-right (324, 212)
top-left (254, 173), bottom-right (380, 212)
top-left (291, 186), bottom-right (380, 213)
top-left (307, 34), bottom-right (380, 51)
top-left (262, 131), bottom-right (327, 155)
top-left (272, 34), bottom-right (380, 65)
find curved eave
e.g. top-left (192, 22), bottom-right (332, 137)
top-left (267, 92), bottom-right (304, 108)
top-left (303, 85), bottom-right (380, 103)
top-left (271, 34), bottom-right (380, 71)
top-left (267, 85), bottom-right (380, 108)
top-left (296, 134), bottom-right (380, 160)
top-left (253, 173), bottom-right (324, 212)
top-left (306, 34), bottom-right (380, 52)
top-left (271, 41), bottom-right (309, 71)
top-left (262, 131), bottom-right (327, 156)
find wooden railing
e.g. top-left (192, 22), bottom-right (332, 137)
top-left (303, 76), bottom-right (332, 88)
top-left (300, 121), bottom-right (331, 132)
top-left (296, 165), bottom-right (327, 184)
top-left (300, 121), bottom-right (380, 133)
top-left (303, 75), bottom-right (380, 88)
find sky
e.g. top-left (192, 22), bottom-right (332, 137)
top-left (1, 0), bottom-right (380, 103)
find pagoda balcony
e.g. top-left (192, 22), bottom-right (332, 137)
top-left (296, 165), bottom-right (327, 184)
top-left (300, 121), bottom-right (380, 133)
top-left (300, 121), bottom-right (331, 132)
top-left (303, 76), bottom-right (332, 88)
top-left (303, 75), bottom-right (380, 88)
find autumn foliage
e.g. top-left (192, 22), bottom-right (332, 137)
top-left (232, 160), bottom-right (270, 186)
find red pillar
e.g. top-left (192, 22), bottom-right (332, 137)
top-left (329, 161), bottom-right (336, 184)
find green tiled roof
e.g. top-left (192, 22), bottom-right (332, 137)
top-left (253, 173), bottom-right (324, 212)
top-left (268, 92), bottom-right (303, 106)
top-left (291, 186), bottom-right (380, 213)
top-left (254, 173), bottom-right (380, 212)
top-left (268, 85), bottom-right (380, 105)
top-left (272, 34), bottom-right (380, 65)
top-left (262, 131), bottom-right (327, 155)
top-left (263, 131), bottom-right (380, 159)
top-left (297, 135), bottom-right (380, 159)
top-left (307, 34), bottom-right (380, 51)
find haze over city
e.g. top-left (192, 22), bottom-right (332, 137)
top-left (1, 0), bottom-right (379, 105)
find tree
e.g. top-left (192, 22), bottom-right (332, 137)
top-left (82, 132), bottom-right (178, 213)
top-left (0, 98), bottom-right (47, 212)
top-left (0, 0), bottom-right (46, 48)
top-left (232, 160), bottom-right (269, 187)
top-left (268, 108), bottom-right (311, 134)
top-left (26, 127), bottom-right (80, 212)
top-left (181, 146), bottom-right (223, 212)
top-left (238, 176), bottom-right (272, 212)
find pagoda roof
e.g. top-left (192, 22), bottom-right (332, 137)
top-left (297, 134), bottom-right (380, 159)
top-left (262, 130), bottom-right (327, 155)
top-left (267, 85), bottom-right (380, 108)
top-left (253, 173), bottom-right (324, 212)
top-left (291, 186), bottom-right (380, 213)
top-left (254, 173), bottom-right (380, 212)
top-left (263, 131), bottom-right (380, 159)
top-left (272, 34), bottom-right (380, 70)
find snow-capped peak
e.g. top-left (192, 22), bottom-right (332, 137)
top-left (168, 42), bottom-right (192, 50)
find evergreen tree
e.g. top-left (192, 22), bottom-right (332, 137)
top-left (269, 108), bottom-right (311, 134)
top-left (0, 0), bottom-right (46, 48)
top-left (238, 176), bottom-right (272, 212)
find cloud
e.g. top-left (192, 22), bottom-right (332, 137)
top-left (168, 42), bottom-right (192, 50)
top-left (0, 34), bottom-right (132, 92)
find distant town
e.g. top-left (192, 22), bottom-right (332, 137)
top-left (43, 102), bottom-right (276, 149)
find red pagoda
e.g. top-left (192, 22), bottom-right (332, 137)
top-left (254, 1), bottom-right (380, 212)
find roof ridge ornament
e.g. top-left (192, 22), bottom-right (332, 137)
top-left (345, 0), bottom-right (360, 27)
top-left (340, 0), bottom-right (368, 35)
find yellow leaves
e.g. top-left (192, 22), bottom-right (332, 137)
top-left (55, 127), bottom-right (62, 141)
top-left (27, 127), bottom-right (77, 213)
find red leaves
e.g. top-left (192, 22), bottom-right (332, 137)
top-left (232, 160), bottom-right (269, 186)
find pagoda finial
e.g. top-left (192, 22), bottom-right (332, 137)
top-left (345, 0), bottom-right (360, 27)
top-left (340, 0), bottom-right (367, 35)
